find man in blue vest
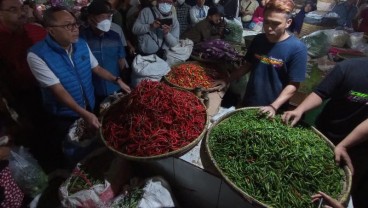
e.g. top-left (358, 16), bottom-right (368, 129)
top-left (27, 6), bottom-right (131, 169)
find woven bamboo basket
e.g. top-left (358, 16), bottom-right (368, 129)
top-left (163, 61), bottom-right (229, 92)
top-left (99, 89), bottom-right (209, 161)
top-left (299, 22), bottom-right (335, 38)
top-left (205, 107), bottom-right (352, 207)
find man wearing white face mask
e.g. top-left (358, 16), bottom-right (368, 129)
top-left (80, 0), bottom-right (129, 106)
top-left (132, 0), bottom-right (179, 57)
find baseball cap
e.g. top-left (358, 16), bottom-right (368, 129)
top-left (157, 0), bottom-right (174, 3)
top-left (87, 0), bottom-right (114, 15)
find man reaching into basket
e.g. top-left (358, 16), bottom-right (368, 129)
top-left (219, 0), bottom-right (307, 116)
top-left (27, 6), bottom-right (131, 170)
top-left (282, 58), bottom-right (368, 208)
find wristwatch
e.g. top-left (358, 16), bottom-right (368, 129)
top-left (115, 76), bottom-right (121, 83)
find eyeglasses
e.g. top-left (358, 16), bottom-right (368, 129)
top-left (48, 22), bottom-right (80, 31)
top-left (0, 5), bottom-right (27, 13)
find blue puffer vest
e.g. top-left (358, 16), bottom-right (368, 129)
top-left (29, 35), bottom-right (95, 117)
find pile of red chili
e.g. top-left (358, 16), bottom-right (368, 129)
top-left (165, 62), bottom-right (218, 89)
top-left (102, 80), bottom-right (207, 157)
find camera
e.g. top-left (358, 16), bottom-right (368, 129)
top-left (159, 18), bottom-right (173, 26)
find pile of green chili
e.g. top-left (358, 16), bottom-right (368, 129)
top-left (208, 109), bottom-right (345, 207)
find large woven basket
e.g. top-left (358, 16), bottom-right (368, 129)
top-left (299, 22), bottom-right (335, 38)
top-left (205, 107), bottom-right (352, 207)
top-left (100, 90), bottom-right (209, 161)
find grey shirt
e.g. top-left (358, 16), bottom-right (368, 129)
top-left (132, 7), bottom-right (180, 54)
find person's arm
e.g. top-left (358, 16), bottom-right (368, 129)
top-left (334, 118), bottom-right (368, 174)
top-left (126, 40), bottom-right (136, 55)
top-left (229, 62), bottom-right (252, 82)
top-left (214, 62), bottom-right (252, 90)
top-left (92, 65), bottom-right (131, 93)
top-left (162, 18), bottom-right (180, 47)
top-left (117, 37), bottom-right (127, 72)
top-left (118, 58), bottom-right (126, 73)
top-left (132, 8), bottom-right (160, 35)
top-left (259, 82), bottom-right (300, 118)
top-left (282, 92), bottom-right (323, 126)
top-left (189, 7), bottom-right (200, 24)
top-left (48, 83), bottom-right (101, 128)
top-left (27, 52), bottom-right (101, 129)
top-left (311, 191), bottom-right (343, 208)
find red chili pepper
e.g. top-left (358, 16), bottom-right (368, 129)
top-left (166, 63), bottom-right (218, 89)
top-left (102, 80), bottom-right (206, 157)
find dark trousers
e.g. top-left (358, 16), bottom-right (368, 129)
top-left (36, 115), bottom-right (78, 173)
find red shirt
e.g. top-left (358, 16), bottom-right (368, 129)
top-left (358, 8), bottom-right (368, 33)
top-left (252, 6), bottom-right (265, 23)
top-left (0, 23), bottom-right (47, 92)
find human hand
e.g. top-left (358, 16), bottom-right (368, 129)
top-left (334, 144), bottom-right (353, 174)
top-left (129, 46), bottom-right (136, 55)
top-left (82, 112), bottom-right (101, 129)
top-left (259, 105), bottom-right (277, 119)
top-left (212, 80), bottom-right (228, 91)
top-left (311, 191), bottom-right (343, 208)
top-left (150, 20), bottom-right (161, 29)
top-left (161, 24), bottom-right (171, 35)
top-left (281, 109), bottom-right (303, 127)
top-left (0, 146), bottom-right (10, 160)
top-left (117, 79), bottom-right (132, 94)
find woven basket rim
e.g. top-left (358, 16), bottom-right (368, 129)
top-left (99, 88), bottom-right (209, 161)
top-left (205, 107), bottom-right (352, 207)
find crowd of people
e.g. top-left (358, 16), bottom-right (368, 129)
top-left (0, 0), bottom-right (367, 207)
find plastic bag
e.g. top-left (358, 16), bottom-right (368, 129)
top-left (324, 29), bottom-right (349, 47)
top-left (301, 30), bottom-right (330, 58)
top-left (59, 163), bottom-right (115, 208)
top-left (347, 32), bottom-right (365, 49)
top-left (8, 146), bottom-right (48, 197)
top-left (224, 18), bottom-right (243, 43)
top-left (248, 21), bottom-right (263, 32)
top-left (109, 176), bottom-right (176, 208)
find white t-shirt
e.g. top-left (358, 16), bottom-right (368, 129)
top-left (27, 45), bottom-right (98, 88)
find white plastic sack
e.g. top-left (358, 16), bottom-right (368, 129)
top-left (59, 163), bottom-right (115, 208)
top-left (137, 179), bottom-right (175, 208)
top-left (166, 39), bottom-right (194, 66)
top-left (131, 54), bottom-right (171, 87)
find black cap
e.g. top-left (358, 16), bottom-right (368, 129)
top-left (87, 0), bottom-right (113, 15)
top-left (207, 5), bottom-right (224, 16)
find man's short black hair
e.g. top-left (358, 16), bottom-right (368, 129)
top-left (207, 5), bottom-right (224, 17)
top-left (43, 6), bottom-right (75, 27)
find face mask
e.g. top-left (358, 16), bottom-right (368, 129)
top-left (158, 3), bottom-right (172, 14)
top-left (212, 0), bottom-right (219, 4)
top-left (177, 0), bottom-right (185, 4)
top-left (96, 18), bottom-right (112, 32)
